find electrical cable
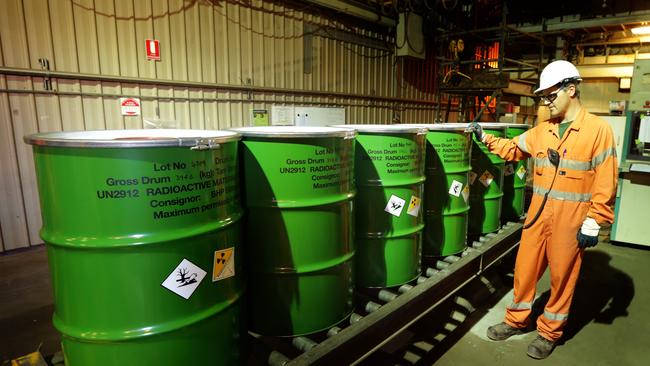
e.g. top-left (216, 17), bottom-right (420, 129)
top-left (441, 0), bottom-right (458, 11)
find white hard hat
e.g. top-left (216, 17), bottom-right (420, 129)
top-left (534, 60), bottom-right (582, 94)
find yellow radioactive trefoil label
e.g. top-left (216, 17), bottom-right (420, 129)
top-left (212, 247), bottom-right (235, 282)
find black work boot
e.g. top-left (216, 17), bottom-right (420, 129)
top-left (527, 335), bottom-right (556, 359)
top-left (486, 322), bottom-right (525, 341)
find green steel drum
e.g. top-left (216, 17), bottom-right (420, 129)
top-left (24, 129), bottom-right (243, 366)
top-left (469, 123), bottom-right (506, 235)
top-left (501, 123), bottom-right (530, 222)
top-left (233, 126), bottom-right (356, 336)
top-left (333, 125), bottom-right (426, 288)
top-left (403, 124), bottom-right (472, 257)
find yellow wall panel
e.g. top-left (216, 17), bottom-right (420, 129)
top-left (0, 85), bottom-right (30, 251)
top-left (132, 1), bottom-right (155, 129)
top-left (34, 94), bottom-right (63, 132)
top-left (95, 0), bottom-right (125, 130)
top-left (240, 3), bottom-right (253, 124)
top-left (48, 0), bottom-right (84, 131)
top-left (115, 0), bottom-right (138, 77)
top-left (73, 0), bottom-right (105, 129)
top-left (49, 0), bottom-right (79, 72)
top-left (8, 91), bottom-right (42, 246)
top-left (0, 0), bottom-right (439, 251)
top-left (152, 0), bottom-right (174, 125)
top-left (190, 101), bottom-right (204, 130)
top-left (214, 3), bottom-right (231, 128)
top-left (227, 1), bottom-right (243, 126)
top-left (23, 0), bottom-right (55, 68)
top-left (174, 99), bottom-right (190, 129)
top-left (0, 0), bottom-right (30, 68)
top-left (292, 12), bottom-right (304, 109)
top-left (250, 0), bottom-right (264, 88)
top-left (73, 0), bottom-right (100, 74)
top-left (22, 1), bottom-right (62, 132)
top-left (204, 101), bottom-right (219, 130)
top-left (0, 0), bottom-right (42, 247)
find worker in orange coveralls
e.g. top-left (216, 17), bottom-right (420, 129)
top-left (467, 60), bottom-right (618, 359)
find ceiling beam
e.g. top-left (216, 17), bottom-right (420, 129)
top-left (511, 10), bottom-right (650, 34)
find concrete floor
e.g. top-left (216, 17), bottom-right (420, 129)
top-left (361, 240), bottom-right (649, 366)
top-left (1, 240), bottom-right (648, 365)
top-left (434, 241), bottom-right (648, 366)
top-left (0, 245), bottom-right (58, 362)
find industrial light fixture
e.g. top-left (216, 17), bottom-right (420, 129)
top-left (631, 26), bottom-right (650, 35)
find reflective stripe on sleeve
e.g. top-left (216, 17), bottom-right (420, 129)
top-left (516, 132), bottom-right (529, 154)
top-left (592, 147), bottom-right (617, 168)
top-left (532, 185), bottom-right (592, 202)
top-left (543, 310), bottom-right (569, 322)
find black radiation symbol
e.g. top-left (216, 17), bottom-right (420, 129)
top-left (216, 252), bottom-right (227, 264)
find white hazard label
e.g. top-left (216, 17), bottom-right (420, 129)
top-left (161, 259), bottom-right (207, 299)
top-left (504, 163), bottom-right (515, 176)
top-left (517, 165), bottom-right (527, 180)
top-left (469, 171), bottom-right (478, 185)
top-left (212, 248), bottom-right (235, 282)
top-left (385, 194), bottom-right (406, 217)
top-left (449, 180), bottom-right (463, 197)
top-left (479, 170), bottom-right (494, 187)
top-left (461, 185), bottom-right (470, 203)
top-left (407, 195), bottom-right (421, 217)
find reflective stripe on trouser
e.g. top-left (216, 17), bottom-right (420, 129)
top-left (505, 202), bottom-right (584, 342)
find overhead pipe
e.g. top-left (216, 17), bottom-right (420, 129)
top-left (0, 67), bottom-right (436, 106)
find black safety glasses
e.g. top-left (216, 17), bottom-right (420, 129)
top-left (539, 88), bottom-right (563, 104)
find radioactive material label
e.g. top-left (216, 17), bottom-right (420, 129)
top-left (449, 180), bottom-right (463, 197)
top-left (161, 258), bottom-right (206, 299)
top-left (385, 194), bottom-right (406, 217)
top-left (469, 171), bottom-right (478, 185)
top-left (461, 185), bottom-right (470, 203)
top-left (479, 170), bottom-right (494, 187)
top-left (407, 195), bottom-right (421, 217)
top-left (504, 163), bottom-right (515, 176)
top-left (517, 165), bottom-right (526, 180)
top-left (212, 247), bottom-right (235, 282)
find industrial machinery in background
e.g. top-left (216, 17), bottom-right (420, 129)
top-left (611, 59), bottom-right (650, 247)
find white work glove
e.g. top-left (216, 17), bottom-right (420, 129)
top-left (577, 217), bottom-right (600, 248)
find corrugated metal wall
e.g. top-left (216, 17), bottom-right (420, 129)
top-left (0, 0), bottom-right (439, 252)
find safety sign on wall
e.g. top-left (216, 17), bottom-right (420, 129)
top-left (385, 194), bottom-right (406, 217)
top-left (407, 195), bottom-right (421, 217)
top-left (161, 258), bottom-right (206, 299)
top-left (146, 39), bottom-right (161, 60)
top-left (120, 97), bottom-right (141, 116)
top-left (212, 248), bottom-right (235, 282)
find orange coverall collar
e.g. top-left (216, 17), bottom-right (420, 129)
top-left (545, 107), bottom-right (587, 136)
